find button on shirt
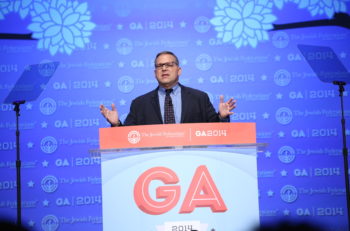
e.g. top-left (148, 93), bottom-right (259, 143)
top-left (158, 84), bottom-right (182, 124)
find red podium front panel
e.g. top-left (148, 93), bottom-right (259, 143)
top-left (99, 122), bottom-right (256, 149)
top-left (99, 123), bottom-right (259, 231)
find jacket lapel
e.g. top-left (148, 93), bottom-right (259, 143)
top-left (180, 84), bottom-right (190, 123)
top-left (151, 87), bottom-right (163, 123)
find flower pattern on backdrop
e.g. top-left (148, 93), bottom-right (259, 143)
top-left (210, 0), bottom-right (277, 48)
top-left (27, 0), bottom-right (96, 55)
top-left (0, 0), bottom-right (95, 56)
top-left (0, 0), bottom-right (13, 19)
top-left (294, 0), bottom-right (347, 18)
top-left (210, 0), bottom-right (348, 48)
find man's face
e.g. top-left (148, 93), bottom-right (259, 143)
top-left (154, 54), bottom-right (182, 89)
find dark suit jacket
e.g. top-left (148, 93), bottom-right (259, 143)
top-left (122, 84), bottom-right (227, 126)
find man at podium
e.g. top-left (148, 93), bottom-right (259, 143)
top-left (100, 51), bottom-right (236, 126)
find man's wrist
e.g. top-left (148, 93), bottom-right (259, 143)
top-left (111, 120), bottom-right (121, 127)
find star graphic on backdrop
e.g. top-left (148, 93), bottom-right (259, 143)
top-left (276, 93), bottom-right (283, 99)
top-left (103, 43), bottom-right (110, 49)
top-left (275, 55), bottom-right (281, 61)
top-left (281, 170), bottom-right (288, 176)
top-left (27, 181), bottom-right (34, 188)
top-left (198, 77), bottom-right (204, 84)
top-left (267, 190), bottom-right (274, 197)
top-left (104, 81), bottom-right (111, 87)
top-left (262, 112), bottom-right (269, 119)
top-left (26, 103), bottom-right (33, 110)
top-left (179, 21), bottom-right (186, 28)
top-left (340, 52), bottom-right (346, 58)
top-left (265, 151), bottom-right (272, 158)
top-left (42, 160), bottom-right (49, 167)
top-left (116, 24), bottom-right (123, 30)
top-left (28, 220), bottom-right (35, 227)
top-left (119, 99), bottom-right (126, 106)
top-left (41, 121), bottom-right (48, 128)
top-left (118, 62), bottom-right (124, 68)
top-left (344, 91), bottom-right (348, 97)
top-left (260, 75), bottom-right (267, 81)
top-left (278, 131), bottom-right (285, 138)
top-left (40, 84), bottom-right (46, 90)
top-left (27, 142), bottom-right (34, 148)
top-left (196, 40), bottom-right (203, 46)
top-left (283, 209), bottom-right (290, 216)
top-left (43, 199), bottom-right (49, 207)
top-left (181, 59), bottom-right (188, 65)
top-left (346, 129), bottom-right (350, 136)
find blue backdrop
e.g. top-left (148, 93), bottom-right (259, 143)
top-left (0, 0), bottom-right (350, 230)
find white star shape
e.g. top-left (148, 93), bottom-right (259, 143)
top-left (344, 91), bottom-right (348, 97)
top-left (275, 55), bottom-right (281, 61)
top-left (41, 121), bottom-right (48, 128)
top-left (340, 52), bottom-right (346, 58)
top-left (116, 24), bottom-right (123, 30)
top-left (103, 43), bottom-right (110, 49)
top-left (280, 170), bottom-right (288, 176)
top-left (43, 199), bottom-right (49, 207)
top-left (42, 160), bottom-right (49, 167)
top-left (265, 151), bottom-right (272, 158)
top-left (278, 131), bottom-right (285, 138)
top-left (276, 93), bottom-right (283, 99)
top-left (104, 81), bottom-right (111, 87)
top-left (118, 62), bottom-right (124, 68)
top-left (28, 220), bottom-right (35, 227)
top-left (26, 103), bottom-right (32, 110)
top-left (119, 99), bottom-right (126, 106)
top-left (262, 112), bottom-right (269, 119)
top-left (267, 190), bottom-right (274, 197)
top-left (283, 209), bottom-right (290, 216)
top-left (179, 21), bottom-right (186, 28)
top-left (198, 77), bottom-right (204, 84)
top-left (181, 59), bottom-right (188, 65)
top-left (260, 75), bottom-right (267, 81)
top-left (27, 142), bottom-right (34, 148)
top-left (27, 181), bottom-right (34, 188)
top-left (196, 40), bottom-right (203, 46)
top-left (40, 84), bottom-right (46, 90)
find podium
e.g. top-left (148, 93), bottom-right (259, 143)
top-left (98, 123), bottom-right (262, 231)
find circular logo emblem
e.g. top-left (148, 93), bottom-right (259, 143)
top-left (38, 61), bottom-right (57, 77)
top-left (117, 75), bottom-right (134, 93)
top-left (194, 16), bottom-right (211, 33)
top-left (41, 136), bottom-right (58, 154)
top-left (275, 107), bottom-right (293, 125)
top-left (116, 38), bottom-right (133, 55)
top-left (280, 185), bottom-right (298, 203)
top-left (41, 214), bottom-right (59, 231)
top-left (272, 31), bottom-right (290, 49)
top-left (40, 97), bottom-right (57, 115)
top-left (128, 130), bottom-right (141, 144)
top-left (274, 69), bottom-right (291, 87)
top-left (195, 53), bottom-right (213, 71)
top-left (278, 146), bottom-right (296, 164)
top-left (41, 175), bottom-right (59, 193)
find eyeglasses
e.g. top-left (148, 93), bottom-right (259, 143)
top-left (155, 61), bottom-right (178, 69)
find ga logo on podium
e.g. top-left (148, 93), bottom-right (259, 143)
top-left (134, 165), bottom-right (227, 215)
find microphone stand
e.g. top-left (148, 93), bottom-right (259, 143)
top-left (333, 81), bottom-right (350, 230)
top-left (13, 100), bottom-right (25, 227)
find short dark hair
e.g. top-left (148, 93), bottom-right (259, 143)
top-left (154, 51), bottom-right (179, 66)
